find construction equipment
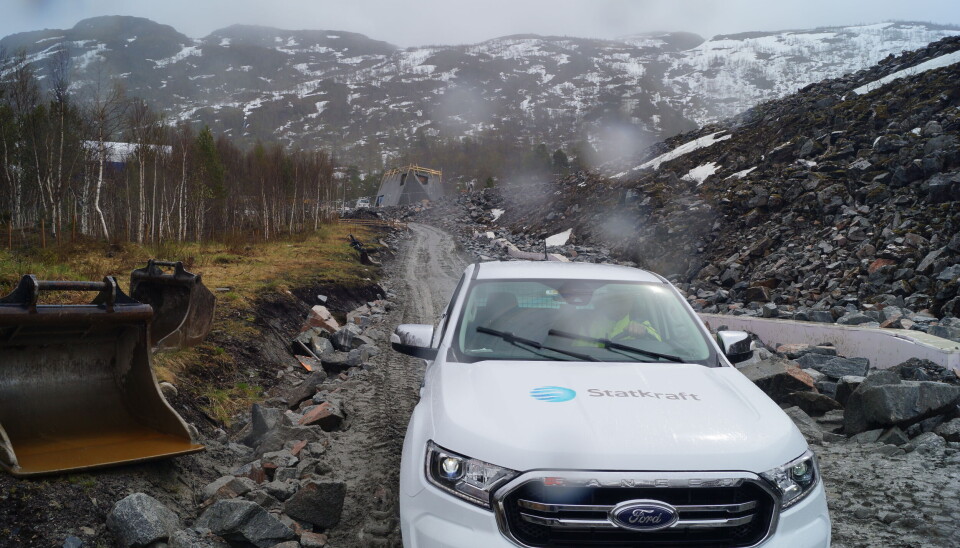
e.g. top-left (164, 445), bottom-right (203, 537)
top-left (0, 275), bottom-right (203, 477)
top-left (130, 260), bottom-right (216, 350)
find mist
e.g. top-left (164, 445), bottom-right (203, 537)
top-left (3, 0), bottom-right (960, 46)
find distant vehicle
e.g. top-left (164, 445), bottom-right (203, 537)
top-left (392, 261), bottom-right (830, 548)
top-left (355, 197), bottom-right (371, 208)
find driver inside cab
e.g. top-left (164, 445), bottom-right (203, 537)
top-left (587, 286), bottom-right (661, 343)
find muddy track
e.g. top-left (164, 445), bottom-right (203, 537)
top-left (326, 223), bottom-right (466, 547)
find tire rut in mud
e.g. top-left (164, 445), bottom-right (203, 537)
top-left (326, 223), bottom-right (466, 547)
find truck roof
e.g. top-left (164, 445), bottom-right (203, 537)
top-left (470, 261), bottom-right (665, 283)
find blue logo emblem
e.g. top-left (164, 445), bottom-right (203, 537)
top-left (609, 500), bottom-right (679, 532)
top-left (530, 386), bottom-right (576, 402)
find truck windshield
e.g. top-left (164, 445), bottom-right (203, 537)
top-left (453, 279), bottom-right (714, 365)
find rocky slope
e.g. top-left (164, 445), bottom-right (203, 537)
top-left (461, 35), bottom-right (960, 335)
top-left (3, 17), bottom-right (958, 167)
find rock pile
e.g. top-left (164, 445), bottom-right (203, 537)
top-left (739, 341), bottom-right (960, 546)
top-left (398, 37), bottom-right (960, 344)
top-left (104, 291), bottom-right (395, 548)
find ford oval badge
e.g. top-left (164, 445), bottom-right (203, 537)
top-left (609, 500), bottom-right (679, 532)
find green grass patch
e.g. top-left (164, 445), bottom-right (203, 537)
top-left (204, 383), bottom-right (264, 425)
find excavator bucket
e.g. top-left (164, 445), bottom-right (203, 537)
top-left (0, 275), bottom-right (204, 477)
top-left (130, 260), bottom-right (216, 350)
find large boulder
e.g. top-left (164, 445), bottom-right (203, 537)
top-left (242, 405), bottom-right (283, 448)
top-left (106, 493), bottom-right (181, 548)
top-left (783, 406), bottom-right (824, 444)
top-left (286, 370), bottom-right (330, 410)
top-left (738, 359), bottom-right (816, 402)
top-left (202, 476), bottom-right (256, 502)
top-left (282, 481), bottom-right (346, 528)
top-left (817, 357), bottom-right (870, 379)
top-left (304, 305), bottom-right (340, 334)
top-left (934, 418), bottom-right (960, 442)
top-left (844, 371), bottom-right (960, 434)
top-left (194, 500), bottom-right (295, 548)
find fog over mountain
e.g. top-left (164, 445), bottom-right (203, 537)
top-left (2, 16), bottom-right (958, 169)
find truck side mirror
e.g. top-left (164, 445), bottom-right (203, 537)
top-left (716, 330), bottom-right (753, 364)
top-left (391, 324), bottom-right (438, 360)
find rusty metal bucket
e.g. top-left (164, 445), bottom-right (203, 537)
top-left (0, 275), bottom-right (203, 477)
top-left (130, 260), bottom-right (216, 350)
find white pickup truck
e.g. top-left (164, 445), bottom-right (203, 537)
top-left (392, 261), bottom-right (831, 547)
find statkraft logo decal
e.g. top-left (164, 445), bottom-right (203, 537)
top-left (530, 386), bottom-right (577, 402)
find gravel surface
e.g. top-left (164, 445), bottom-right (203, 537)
top-left (323, 222), bottom-right (467, 547)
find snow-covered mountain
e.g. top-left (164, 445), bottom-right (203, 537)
top-left (3, 17), bottom-right (958, 167)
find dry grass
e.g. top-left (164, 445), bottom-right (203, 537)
top-left (0, 224), bottom-right (380, 425)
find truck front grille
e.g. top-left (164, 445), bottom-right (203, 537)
top-left (494, 473), bottom-right (777, 547)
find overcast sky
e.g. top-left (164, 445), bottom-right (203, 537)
top-left (4, 0), bottom-right (960, 46)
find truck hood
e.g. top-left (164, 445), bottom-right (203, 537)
top-left (429, 361), bottom-right (807, 473)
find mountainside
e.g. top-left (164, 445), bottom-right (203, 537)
top-left (494, 35), bottom-right (960, 326)
top-left (2, 17), bottom-right (959, 168)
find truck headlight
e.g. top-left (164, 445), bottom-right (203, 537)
top-left (760, 450), bottom-right (820, 509)
top-left (425, 441), bottom-right (519, 509)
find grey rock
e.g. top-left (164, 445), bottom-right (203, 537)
top-left (261, 450), bottom-right (299, 470)
top-left (904, 431), bottom-right (946, 454)
top-left (843, 370), bottom-right (902, 434)
top-left (63, 537), bottom-right (83, 548)
top-left (331, 323), bottom-right (364, 351)
top-left (783, 406), bottom-right (823, 444)
top-left (244, 490), bottom-right (281, 511)
top-left (263, 480), bottom-right (299, 502)
top-left (917, 247), bottom-right (946, 273)
top-left (194, 500), bottom-right (294, 548)
top-left (929, 325), bottom-right (960, 343)
top-left (796, 353), bottom-right (835, 369)
top-left (202, 476), bottom-right (256, 502)
top-left (106, 493), bottom-right (181, 548)
top-left (876, 426), bottom-right (910, 446)
top-left (810, 310), bottom-right (835, 323)
top-left (850, 429), bottom-right (883, 444)
top-left (847, 379), bottom-right (960, 433)
top-left (835, 375), bottom-right (865, 406)
top-left (934, 418), bottom-right (960, 442)
top-left (937, 264), bottom-right (960, 282)
top-left (286, 370), bottom-right (330, 410)
top-left (169, 528), bottom-right (230, 548)
top-left (254, 424), bottom-right (326, 459)
top-left (242, 405), bottom-right (282, 448)
top-left (274, 467), bottom-right (299, 482)
top-left (282, 480), bottom-right (347, 528)
top-left (783, 391), bottom-right (842, 415)
top-left (836, 312), bottom-right (878, 326)
top-left (738, 359), bottom-right (815, 402)
top-left (818, 357), bottom-right (870, 379)
top-left (922, 120), bottom-right (943, 136)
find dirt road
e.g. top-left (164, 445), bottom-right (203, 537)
top-left (325, 222), bottom-right (466, 547)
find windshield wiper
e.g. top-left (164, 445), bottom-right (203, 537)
top-left (547, 329), bottom-right (684, 363)
top-left (476, 326), bottom-right (599, 361)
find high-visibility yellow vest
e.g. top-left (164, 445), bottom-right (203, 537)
top-left (584, 316), bottom-right (662, 344)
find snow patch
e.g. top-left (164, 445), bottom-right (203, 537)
top-left (726, 166), bottom-right (757, 180)
top-left (152, 45), bottom-right (200, 68)
top-left (490, 209), bottom-right (504, 221)
top-left (852, 50), bottom-right (960, 96)
top-left (545, 229), bottom-right (572, 247)
top-left (681, 162), bottom-right (720, 186)
top-left (628, 132), bottom-right (732, 174)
